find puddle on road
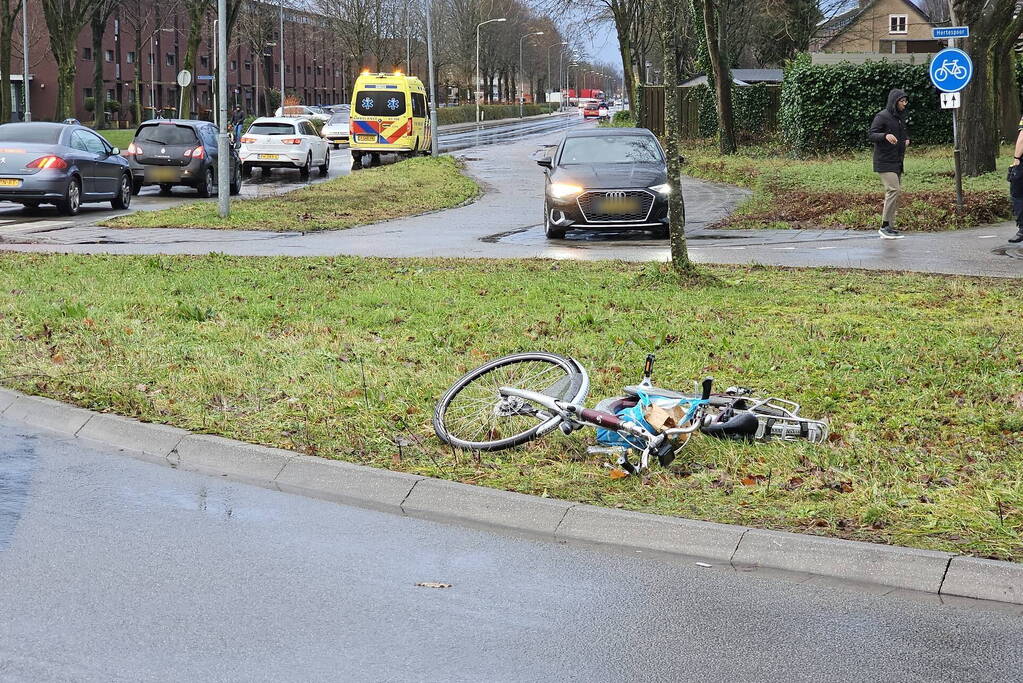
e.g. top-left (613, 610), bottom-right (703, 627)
top-left (0, 433), bottom-right (37, 551)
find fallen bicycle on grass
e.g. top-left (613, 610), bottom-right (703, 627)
top-left (433, 352), bottom-right (828, 476)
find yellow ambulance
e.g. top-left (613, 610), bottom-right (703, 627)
top-left (349, 71), bottom-right (433, 167)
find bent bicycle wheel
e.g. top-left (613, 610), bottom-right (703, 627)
top-left (433, 352), bottom-right (585, 451)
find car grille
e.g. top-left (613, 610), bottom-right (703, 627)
top-left (577, 190), bottom-right (654, 223)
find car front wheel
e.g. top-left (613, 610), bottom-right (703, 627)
top-left (111, 173), bottom-right (132, 210)
top-left (543, 202), bottom-right (566, 239)
top-left (56, 176), bottom-right (82, 216)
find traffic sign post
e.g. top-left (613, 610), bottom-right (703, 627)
top-left (930, 44), bottom-right (972, 212)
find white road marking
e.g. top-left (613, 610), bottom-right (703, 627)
top-left (772, 247), bottom-right (797, 250)
top-left (977, 235), bottom-right (997, 239)
top-left (722, 246), bottom-right (746, 250)
top-left (0, 220), bottom-right (73, 234)
top-left (817, 246), bottom-right (838, 250)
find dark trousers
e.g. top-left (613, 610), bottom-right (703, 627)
top-left (1010, 166), bottom-right (1023, 229)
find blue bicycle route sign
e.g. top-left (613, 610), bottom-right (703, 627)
top-left (929, 47), bottom-right (973, 93)
top-left (932, 26), bottom-right (969, 39)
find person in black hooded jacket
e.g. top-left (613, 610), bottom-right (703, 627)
top-left (868, 88), bottom-right (909, 239)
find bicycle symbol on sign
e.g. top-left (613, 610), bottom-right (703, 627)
top-left (933, 59), bottom-right (968, 82)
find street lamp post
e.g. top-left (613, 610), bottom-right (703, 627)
top-left (21, 0), bottom-right (29, 121)
top-left (546, 41), bottom-right (566, 105)
top-left (518, 31), bottom-right (543, 118)
top-left (217, 0), bottom-right (229, 217)
top-left (279, 4), bottom-right (285, 102)
top-left (475, 17), bottom-right (506, 124)
top-left (404, 0), bottom-right (415, 74)
top-left (424, 0), bottom-right (439, 156)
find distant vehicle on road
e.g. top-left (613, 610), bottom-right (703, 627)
top-left (582, 101), bottom-right (601, 119)
top-left (349, 71), bottom-right (433, 168)
top-left (321, 112), bottom-right (350, 149)
top-left (125, 119), bottom-right (241, 197)
top-left (239, 116), bottom-right (330, 179)
top-left (0, 121), bottom-right (132, 215)
top-left (536, 128), bottom-right (670, 239)
top-left (274, 105), bottom-right (331, 123)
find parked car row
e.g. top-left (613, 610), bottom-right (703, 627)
top-left (0, 111), bottom-right (349, 216)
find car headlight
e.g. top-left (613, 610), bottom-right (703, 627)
top-left (649, 183), bottom-right (672, 195)
top-left (549, 182), bottom-right (584, 199)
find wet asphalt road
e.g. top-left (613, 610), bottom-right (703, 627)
top-left (2, 419), bottom-right (1023, 682)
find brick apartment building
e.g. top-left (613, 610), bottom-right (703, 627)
top-left (13, 1), bottom-right (357, 124)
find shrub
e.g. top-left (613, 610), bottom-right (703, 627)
top-left (780, 55), bottom-right (952, 156)
top-left (689, 83), bottom-right (777, 140)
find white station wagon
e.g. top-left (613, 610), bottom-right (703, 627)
top-left (238, 117), bottom-right (330, 179)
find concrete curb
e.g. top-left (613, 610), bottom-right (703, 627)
top-left (2, 385), bottom-right (1020, 606)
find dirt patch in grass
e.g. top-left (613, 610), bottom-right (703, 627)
top-left (101, 155), bottom-right (479, 232)
top-left (684, 143), bottom-right (1014, 232)
top-left (1, 254), bottom-right (1021, 560)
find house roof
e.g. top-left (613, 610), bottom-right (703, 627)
top-left (818, 0), bottom-right (933, 49)
top-left (680, 69), bottom-right (784, 88)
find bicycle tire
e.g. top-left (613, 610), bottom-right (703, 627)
top-left (433, 352), bottom-right (586, 451)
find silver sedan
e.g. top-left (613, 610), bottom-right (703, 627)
top-left (0, 122), bottom-right (133, 215)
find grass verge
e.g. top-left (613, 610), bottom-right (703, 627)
top-left (683, 140), bottom-right (1014, 232)
top-left (97, 129), bottom-right (136, 151)
top-left (100, 156), bottom-right (479, 232)
top-left (1, 254), bottom-right (1021, 560)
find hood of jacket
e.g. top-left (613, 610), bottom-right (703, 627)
top-left (886, 89), bottom-right (907, 118)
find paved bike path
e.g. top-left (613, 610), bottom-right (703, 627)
top-left (1, 129), bottom-right (1021, 278)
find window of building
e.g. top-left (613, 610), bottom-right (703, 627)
top-left (306, 66), bottom-right (311, 74)
top-left (147, 53), bottom-right (154, 65)
top-left (286, 65), bottom-right (291, 73)
top-left (166, 52), bottom-right (175, 66)
top-left (200, 55), bottom-right (209, 68)
top-left (275, 64), bottom-right (280, 73)
top-left (84, 87), bottom-right (93, 99)
top-left (82, 47), bottom-right (93, 60)
top-left (244, 61), bottom-right (251, 71)
top-left (105, 50), bottom-right (114, 62)
top-left (107, 89), bottom-right (114, 101)
top-left (889, 15), bottom-right (907, 34)
top-left (230, 60), bottom-right (237, 71)
top-left (127, 51), bottom-right (136, 64)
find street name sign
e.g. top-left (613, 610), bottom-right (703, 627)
top-left (932, 26), bottom-right (969, 39)
top-left (929, 47), bottom-right (972, 93)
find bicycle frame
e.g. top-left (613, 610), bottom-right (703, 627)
top-left (498, 385), bottom-right (706, 471)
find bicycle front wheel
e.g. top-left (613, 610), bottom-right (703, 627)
top-left (433, 352), bottom-right (585, 451)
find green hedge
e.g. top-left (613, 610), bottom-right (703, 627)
top-left (689, 83), bottom-right (777, 139)
top-left (435, 104), bottom-right (556, 126)
top-left (780, 55), bottom-right (952, 156)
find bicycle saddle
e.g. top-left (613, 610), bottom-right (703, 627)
top-left (700, 412), bottom-right (759, 441)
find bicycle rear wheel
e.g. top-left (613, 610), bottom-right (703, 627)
top-left (433, 352), bottom-right (585, 451)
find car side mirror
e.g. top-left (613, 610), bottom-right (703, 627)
top-left (537, 158), bottom-right (553, 170)
top-left (109, 147), bottom-right (120, 156)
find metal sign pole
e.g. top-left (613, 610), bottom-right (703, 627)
top-left (217, 0), bottom-right (230, 218)
top-left (949, 36), bottom-right (964, 213)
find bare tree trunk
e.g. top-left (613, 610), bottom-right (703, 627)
top-left (697, 0), bottom-right (736, 154)
top-left (0, 0), bottom-right (21, 122)
top-left (90, 4), bottom-right (114, 127)
top-left (133, 25), bottom-right (143, 124)
top-left (180, 1), bottom-right (210, 120)
top-left (614, 17), bottom-right (638, 115)
top-left (658, 0), bottom-right (692, 273)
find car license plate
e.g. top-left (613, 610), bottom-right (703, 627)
top-left (597, 197), bottom-right (640, 214)
top-left (0, 178), bottom-right (21, 187)
top-left (356, 135), bottom-right (377, 143)
top-left (149, 167), bottom-right (178, 182)
top-left (257, 154), bottom-right (280, 160)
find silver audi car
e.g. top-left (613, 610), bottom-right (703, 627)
top-left (0, 122), bottom-right (132, 216)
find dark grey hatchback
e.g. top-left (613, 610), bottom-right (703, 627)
top-left (0, 122), bottom-right (132, 215)
top-left (537, 128), bottom-right (670, 239)
top-left (126, 119), bottom-right (241, 197)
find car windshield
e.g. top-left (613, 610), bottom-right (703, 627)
top-left (355, 91), bottom-right (407, 117)
top-left (0, 124), bottom-right (62, 144)
top-left (135, 124), bottom-right (198, 145)
top-left (248, 122), bottom-right (297, 136)
top-left (328, 112), bottom-right (349, 124)
top-left (559, 135), bottom-right (663, 165)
